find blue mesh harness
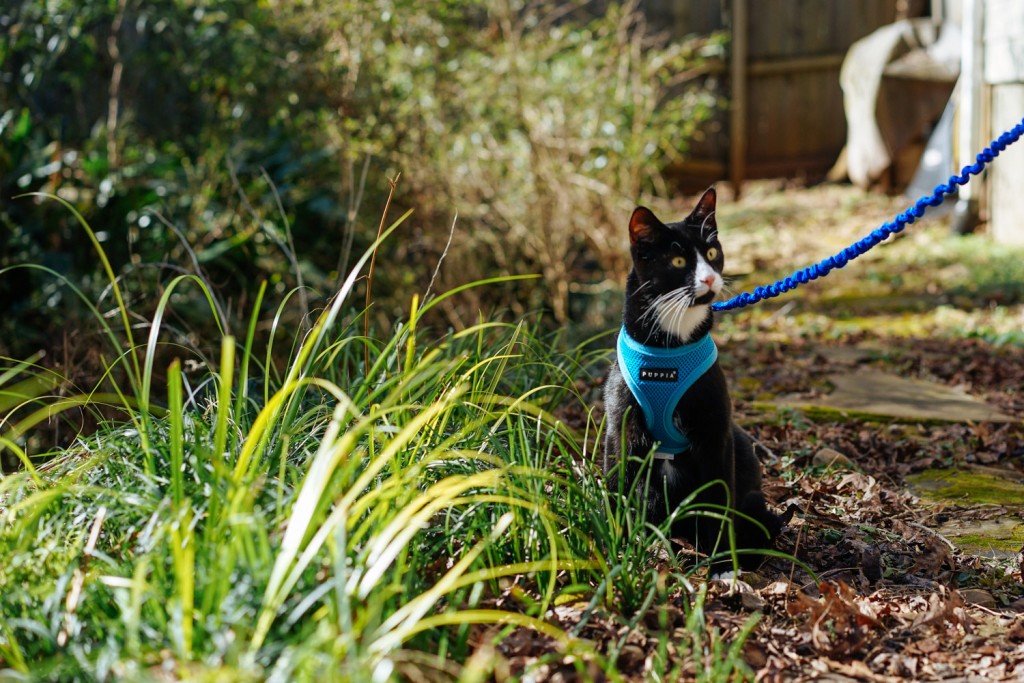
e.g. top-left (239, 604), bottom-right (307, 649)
top-left (616, 326), bottom-right (718, 460)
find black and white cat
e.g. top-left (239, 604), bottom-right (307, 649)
top-left (604, 187), bottom-right (781, 569)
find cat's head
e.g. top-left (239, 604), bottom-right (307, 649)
top-left (626, 188), bottom-right (723, 340)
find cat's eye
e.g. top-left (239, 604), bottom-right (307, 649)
top-left (671, 256), bottom-right (687, 268)
top-left (706, 247), bottom-right (719, 260)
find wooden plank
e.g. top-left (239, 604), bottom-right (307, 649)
top-left (746, 0), bottom-right (837, 58)
top-left (748, 0), bottom-right (779, 59)
top-left (729, 0), bottom-right (749, 195)
top-left (799, 72), bottom-right (819, 158)
top-left (668, 1), bottom-right (723, 35)
top-left (958, 0), bottom-right (984, 206)
top-left (677, 153), bottom-right (842, 184)
top-left (675, 158), bottom-right (728, 176)
top-left (745, 71), bottom-right (846, 161)
top-left (747, 54), bottom-right (846, 76)
top-left (745, 154), bottom-right (841, 178)
top-left (989, 84), bottom-right (1024, 245)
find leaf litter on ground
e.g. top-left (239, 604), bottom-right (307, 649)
top-left (516, 182), bottom-right (1024, 681)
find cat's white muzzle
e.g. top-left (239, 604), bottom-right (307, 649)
top-left (693, 256), bottom-right (721, 297)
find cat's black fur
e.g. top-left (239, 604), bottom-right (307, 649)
top-left (604, 188), bottom-right (781, 570)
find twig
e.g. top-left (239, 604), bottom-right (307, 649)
top-left (260, 166), bottom-right (309, 330)
top-left (364, 173), bottom-right (400, 378)
top-left (424, 211), bottom-right (457, 303)
top-left (787, 490), bottom-right (818, 606)
top-left (149, 211), bottom-right (229, 332)
top-left (799, 567), bottom-right (860, 592)
top-left (337, 154), bottom-right (372, 288)
top-left (751, 437), bottom-right (781, 464)
top-left (228, 159), bottom-right (307, 331)
top-left (906, 520), bottom-right (957, 552)
top-left (106, 0), bottom-right (127, 168)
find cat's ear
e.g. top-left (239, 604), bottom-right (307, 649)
top-left (690, 187), bottom-right (717, 225)
top-left (629, 206), bottom-right (661, 245)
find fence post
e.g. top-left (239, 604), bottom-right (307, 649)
top-left (985, 0), bottom-right (1024, 245)
top-left (729, 0), bottom-right (748, 196)
top-left (953, 0), bottom-right (984, 234)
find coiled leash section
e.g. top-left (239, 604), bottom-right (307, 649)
top-left (711, 115), bottom-right (1024, 313)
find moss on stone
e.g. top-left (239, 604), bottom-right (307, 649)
top-left (907, 468), bottom-right (1024, 507)
top-left (945, 528), bottom-right (1024, 558)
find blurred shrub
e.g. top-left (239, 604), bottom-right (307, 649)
top-left (310, 0), bottom-right (720, 322)
top-left (1, 0), bottom-right (719, 365)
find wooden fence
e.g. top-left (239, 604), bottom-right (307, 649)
top-left (642, 0), bottom-right (930, 193)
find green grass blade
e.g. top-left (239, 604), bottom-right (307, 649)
top-left (168, 359), bottom-right (184, 510)
top-left (213, 335), bottom-right (235, 462)
top-left (21, 193), bottom-right (143, 392)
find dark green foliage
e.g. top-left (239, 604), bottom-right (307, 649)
top-left (1, 0), bottom-right (361, 361)
top-left (2, 0), bottom-right (718, 365)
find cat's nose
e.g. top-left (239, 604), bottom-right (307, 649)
top-left (701, 275), bottom-right (716, 288)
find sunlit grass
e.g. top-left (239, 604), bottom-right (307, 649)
top-left (0, 200), bottom-right (762, 681)
top-left (717, 187), bottom-right (1024, 348)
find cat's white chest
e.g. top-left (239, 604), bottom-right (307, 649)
top-left (659, 458), bottom-right (683, 487)
top-left (656, 303), bottom-right (711, 340)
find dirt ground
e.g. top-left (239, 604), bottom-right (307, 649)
top-left (529, 331), bottom-right (1024, 682)
top-left (721, 332), bottom-right (1024, 682)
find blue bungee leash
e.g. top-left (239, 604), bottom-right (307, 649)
top-left (711, 115), bottom-right (1024, 313)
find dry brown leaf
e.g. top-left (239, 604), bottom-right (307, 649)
top-left (910, 586), bottom-right (972, 635)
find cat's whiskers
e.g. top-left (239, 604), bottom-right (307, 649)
top-left (651, 287), bottom-right (703, 342)
top-left (699, 211), bottom-right (717, 241)
top-left (638, 288), bottom-right (680, 325)
top-left (637, 298), bottom-right (667, 343)
top-left (646, 288), bottom-right (690, 320)
top-left (637, 287), bottom-right (691, 343)
top-left (666, 291), bottom-right (686, 325)
top-left (673, 294), bottom-right (696, 337)
top-left (666, 303), bottom-right (683, 341)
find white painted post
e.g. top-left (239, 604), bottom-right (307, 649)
top-left (984, 0), bottom-right (1024, 245)
top-left (953, 0), bottom-right (984, 234)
